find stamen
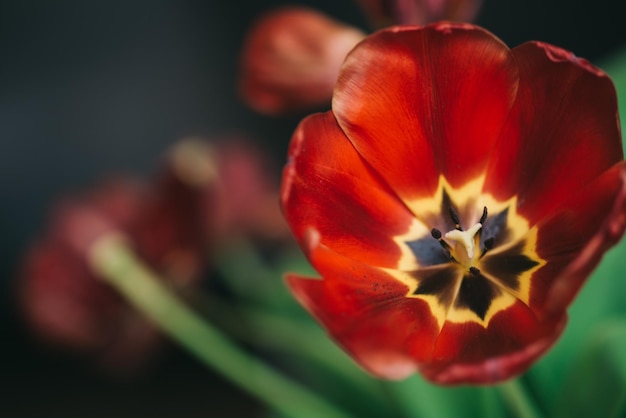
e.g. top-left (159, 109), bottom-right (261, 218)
top-left (431, 228), bottom-right (451, 251)
top-left (429, 206), bottom-right (493, 267)
top-left (479, 206), bottom-right (488, 224)
top-left (448, 206), bottom-right (462, 230)
top-left (480, 237), bottom-right (495, 258)
top-left (474, 206), bottom-right (487, 242)
top-left (442, 248), bottom-right (455, 262)
top-left (469, 266), bottom-right (481, 275)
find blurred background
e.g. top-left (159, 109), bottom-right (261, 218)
top-left (2, 0), bottom-right (626, 417)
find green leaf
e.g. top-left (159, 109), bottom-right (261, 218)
top-left (214, 241), bottom-right (312, 317)
top-left (385, 375), bottom-right (507, 418)
top-left (551, 320), bottom-right (626, 418)
top-left (92, 236), bottom-right (354, 418)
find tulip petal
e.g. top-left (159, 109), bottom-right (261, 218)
top-left (528, 162), bottom-right (626, 316)
top-left (483, 41), bottom-right (623, 223)
top-left (286, 232), bottom-right (441, 379)
top-left (281, 111), bottom-right (426, 269)
top-left (423, 301), bottom-right (567, 384)
top-left (332, 22), bottom-right (519, 204)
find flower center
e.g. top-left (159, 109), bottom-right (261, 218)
top-left (430, 206), bottom-right (493, 270)
top-left (403, 182), bottom-right (544, 325)
top-left (444, 224), bottom-right (482, 265)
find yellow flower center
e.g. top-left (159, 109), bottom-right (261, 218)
top-left (393, 176), bottom-right (545, 327)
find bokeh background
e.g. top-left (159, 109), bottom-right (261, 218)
top-left (2, 1), bottom-right (626, 417)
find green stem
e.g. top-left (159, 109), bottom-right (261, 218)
top-left (200, 292), bottom-right (387, 403)
top-left (498, 379), bottom-right (542, 418)
top-left (90, 234), bottom-right (353, 418)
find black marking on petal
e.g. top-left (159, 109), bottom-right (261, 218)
top-left (481, 208), bottom-right (511, 247)
top-left (412, 266), bottom-right (461, 307)
top-left (407, 237), bottom-right (451, 266)
top-left (455, 272), bottom-right (501, 320)
top-left (481, 240), bottom-right (540, 291)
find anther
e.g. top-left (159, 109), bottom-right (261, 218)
top-left (480, 237), bottom-right (495, 258)
top-left (448, 206), bottom-right (462, 230)
top-left (479, 206), bottom-right (488, 224)
top-left (469, 266), bottom-right (481, 276)
top-left (431, 228), bottom-right (451, 251)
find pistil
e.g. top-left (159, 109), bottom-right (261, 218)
top-left (432, 206), bottom-right (494, 269)
top-left (445, 223), bottom-right (482, 265)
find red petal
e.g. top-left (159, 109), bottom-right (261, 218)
top-left (281, 112), bottom-right (421, 269)
top-left (285, 235), bottom-right (440, 379)
top-left (483, 42), bottom-right (622, 224)
top-left (332, 23), bottom-right (518, 202)
top-left (238, 7), bottom-right (365, 115)
top-left (423, 301), bottom-right (566, 384)
top-left (529, 162), bottom-right (626, 317)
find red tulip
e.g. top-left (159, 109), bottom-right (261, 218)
top-left (281, 23), bottom-right (626, 384)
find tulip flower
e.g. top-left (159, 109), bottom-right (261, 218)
top-left (281, 22), bottom-right (626, 384)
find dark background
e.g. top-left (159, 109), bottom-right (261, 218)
top-left (1, 1), bottom-right (625, 417)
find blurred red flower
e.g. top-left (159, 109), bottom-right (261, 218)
top-left (281, 23), bottom-right (626, 384)
top-left (18, 140), bottom-right (215, 372)
top-left (19, 136), bottom-right (292, 371)
top-left (238, 7), bottom-right (365, 115)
